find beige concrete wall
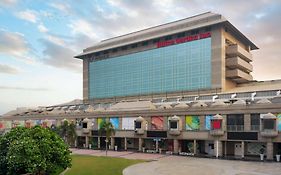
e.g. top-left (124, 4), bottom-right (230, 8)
top-left (83, 59), bottom-right (89, 101)
top-left (211, 26), bottom-right (224, 90)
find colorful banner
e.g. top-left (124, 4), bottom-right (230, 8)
top-left (278, 114), bottom-right (281, 131)
top-left (185, 116), bottom-right (200, 130)
top-left (0, 121), bottom-right (4, 129)
top-left (205, 115), bottom-right (213, 130)
top-left (97, 118), bottom-right (105, 129)
top-left (122, 117), bottom-right (137, 130)
top-left (110, 117), bottom-right (119, 129)
top-left (151, 116), bottom-right (164, 130)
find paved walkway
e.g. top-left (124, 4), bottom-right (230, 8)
top-left (123, 156), bottom-right (281, 175)
top-left (71, 149), bottom-right (281, 175)
top-left (70, 148), bottom-right (167, 160)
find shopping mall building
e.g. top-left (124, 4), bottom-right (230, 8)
top-left (1, 12), bottom-right (281, 161)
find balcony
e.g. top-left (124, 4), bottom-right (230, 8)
top-left (135, 129), bottom-right (145, 135)
top-left (226, 44), bottom-right (252, 62)
top-left (226, 56), bottom-right (253, 73)
top-left (226, 69), bottom-right (253, 83)
top-left (260, 129), bottom-right (278, 137)
top-left (168, 129), bottom-right (181, 136)
top-left (209, 129), bottom-right (224, 136)
top-left (227, 125), bottom-right (244, 132)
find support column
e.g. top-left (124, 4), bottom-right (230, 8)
top-left (241, 141), bottom-right (245, 158)
top-left (193, 140), bottom-right (197, 155)
top-left (156, 140), bottom-right (159, 152)
top-left (173, 139), bottom-right (179, 154)
top-left (98, 136), bottom-right (101, 149)
top-left (267, 142), bottom-right (273, 160)
top-left (110, 137), bottom-right (115, 150)
top-left (214, 139), bottom-right (222, 158)
top-left (138, 138), bottom-right (143, 152)
top-left (85, 136), bottom-right (89, 148)
top-left (244, 114), bottom-right (251, 131)
top-left (124, 137), bottom-right (127, 151)
top-left (224, 141), bottom-right (227, 156)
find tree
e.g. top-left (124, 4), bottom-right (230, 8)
top-left (55, 120), bottom-right (77, 147)
top-left (0, 126), bottom-right (71, 175)
top-left (99, 120), bottom-right (115, 156)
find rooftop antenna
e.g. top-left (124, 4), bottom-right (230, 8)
top-left (277, 90), bottom-right (281, 96)
top-left (194, 96), bottom-right (199, 101)
top-left (251, 92), bottom-right (256, 101)
top-left (231, 93), bottom-right (237, 99)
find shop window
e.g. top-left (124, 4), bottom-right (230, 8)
top-left (170, 121), bottom-right (178, 129)
top-left (250, 114), bottom-right (260, 130)
top-left (212, 120), bottom-right (221, 130)
top-left (135, 121), bottom-right (141, 129)
top-left (142, 41), bottom-right (149, 46)
top-left (263, 120), bottom-right (275, 130)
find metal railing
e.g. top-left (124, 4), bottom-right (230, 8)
top-left (250, 125), bottom-right (260, 131)
top-left (227, 125), bottom-right (244, 131)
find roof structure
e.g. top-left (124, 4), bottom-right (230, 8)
top-left (75, 12), bottom-right (258, 58)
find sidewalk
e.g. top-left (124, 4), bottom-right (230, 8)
top-left (70, 148), bottom-right (168, 160)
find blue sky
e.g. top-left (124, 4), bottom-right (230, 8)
top-left (1, 0), bottom-right (281, 114)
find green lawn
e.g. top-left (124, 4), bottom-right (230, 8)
top-left (65, 155), bottom-right (145, 175)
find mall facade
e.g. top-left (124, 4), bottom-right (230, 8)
top-left (1, 12), bottom-right (281, 161)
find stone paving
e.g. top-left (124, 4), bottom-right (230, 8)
top-left (123, 156), bottom-right (281, 175)
top-left (71, 149), bottom-right (281, 175)
top-left (70, 148), bottom-right (167, 160)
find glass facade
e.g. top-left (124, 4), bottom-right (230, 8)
top-left (89, 38), bottom-right (211, 99)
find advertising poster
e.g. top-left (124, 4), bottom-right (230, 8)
top-left (97, 118), bottom-right (105, 129)
top-left (151, 116), bottom-right (164, 130)
top-left (278, 114), bottom-right (281, 131)
top-left (205, 115), bottom-right (213, 130)
top-left (110, 117), bottom-right (119, 129)
top-left (122, 117), bottom-right (137, 130)
top-left (185, 116), bottom-right (200, 130)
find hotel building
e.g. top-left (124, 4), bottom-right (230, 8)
top-left (1, 12), bottom-right (281, 161)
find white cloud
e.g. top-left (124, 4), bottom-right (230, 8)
top-left (69, 19), bottom-right (97, 39)
top-left (49, 2), bottom-right (70, 14)
top-left (15, 9), bottom-right (38, 23)
top-left (38, 23), bottom-right (48, 33)
top-left (0, 0), bottom-right (17, 7)
top-left (46, 34), bottom-right (66, 46)
top-left (0, 29), bottom-right (29, 56)
top-left (0, 64), bottom-right (20, 74)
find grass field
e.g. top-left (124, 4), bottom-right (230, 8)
top-left (65, 155), bottom-right (145, 175)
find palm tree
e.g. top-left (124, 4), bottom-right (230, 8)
top-left (99, 120), bottom-right (115, 156)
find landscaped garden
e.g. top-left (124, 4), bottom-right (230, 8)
top-left (65, 155), bottom-right (144, 175)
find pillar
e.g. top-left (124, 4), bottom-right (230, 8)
top-left (173, 139), bottom-right (179, 154)
top-left (138, 138), bottom-right (143, 151)
top-left (124, 137), bottom-right (127, 151)
top-left (214, 140), bottom-right (222, 158)
top-left (98, 136), bottom-right (101, 149)
top-left (110, 137), bottom-right (115, 150)
top-left (193, 140), bottom-right (197, 155)
top-left (85, 136), bottom-right (89, 148)
top-left (266, 142), bottom-right (273, 160)
top-left (241, 141), bottom-right (245, 158)
top-left (244, 114), bottom-right (251, 131)
top-left (156, 140), bottom-right (159, 152)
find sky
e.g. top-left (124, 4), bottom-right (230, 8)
top-left (0, 0), bottom-right (281, 115)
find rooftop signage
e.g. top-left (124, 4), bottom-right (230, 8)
top-left (156, 32), bottom-right (211, 48)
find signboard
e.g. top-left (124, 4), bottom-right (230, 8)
top-left (156, 32), bottom-right (211, 48)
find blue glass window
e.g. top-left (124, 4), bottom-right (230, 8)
top-left (89, 38), bottom-right (211, 99)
